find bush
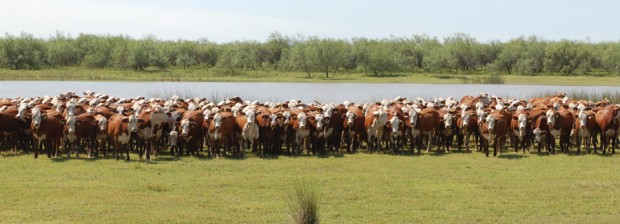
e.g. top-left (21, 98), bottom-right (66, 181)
top-left (287, 180), bottom-right (320, 224)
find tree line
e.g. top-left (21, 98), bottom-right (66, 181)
top-left (1, 32), bottom-right (620, 77)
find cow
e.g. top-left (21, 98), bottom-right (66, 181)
top-left (207, 112), bottom-right (236, 157)
top-left (30, 108), bottom-right (64, 159)
top-left (255, 108), bottom-right (273, 155)
top-left (107, 113), bottom-right (141, 160)
top-left (93, 114), bottom-right (109, 158)
top-left (416, 106), bottom-right (440, 153)
top-left (510, 110), bottom-right (530, 153)
top-left (292, 111), bottom-right (309, 155)
top-left (0, 108), bottom-right (26, 152)
top-left (435, 110), bottom-right (455, 153)
top-left (546, 108), bottom-right (574, 153)
top-left (595, 106), bottom-right (619, 154)
top-left (456, 109), bottom-right (479, 151)
top-left (343, 106), bottom-right (365, 153)
top-left (364, 104), bottom-right (388, 153)
top-left (385, 107), bottom-right (406, 153)
top-left (236, 108), bottom-right (259, 156)
top-left (480, 111), bottom-right (507, 157)
top-left (64, 113), bottom-right (97, 158)
top-left (571, 109), bottom-right (597, 153)
top-left (177, 110), bottom-right (204, 156)
top-left (532, 115), bottom-right (553, 153)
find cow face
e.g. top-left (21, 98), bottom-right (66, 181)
top-left (31, 109), bottom-right (43, 130)
top-left (180, 119), bottom-right (195, 137)
top-left (270, 114), bottom-right (279, 127)
top-left (546, 109), bottom-right (556, 128)
top-left (124, 115), bottom-right (140, 133)
top-left (578, 111), bottom-right (588, 128)
top-left (486, 115), bottom-right (496, 132)
top-left (213, 113), bottom-right (222, 129)
top-left (460, 112), bottom-right (470, 128)
top-left (518, 113), bottom-right (527, 130)
top-left (345, 110), bottom-right (355, 126)
top-left (443, 113), bottom-right (453, 129)
top-left (373, 109), bottom-right (388, 126)
top-left (533, 128), bottom-right (543, 143)
top-left (245, 109), bottom-right (256, 125)
top-left (283, 111), bottom-right (291, 125)
top-left (389, 115), bottom-right (401, 134)
top-left (298, 113), bottom-right (308, 129)
top-left (315, 114), bottom-right (325, 131)
top-left (66, 102), bottom-right (76, 117)
top-left (66, 116), bottom-right (77, 134)
top-left (98, 117), bottom-right (108, 132)
top-left (409, 110), bottom-right (418, 127)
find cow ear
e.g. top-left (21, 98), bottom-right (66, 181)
top-left (122, 117), bottom-right (129, 123)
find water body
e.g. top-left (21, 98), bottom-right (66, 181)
top-left (1, 81), bottom-right (619, 103)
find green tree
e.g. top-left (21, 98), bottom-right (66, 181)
top-left (353, 38), bottom-right (401, 76)
top-left (0, 33), bottom-right (46, 70)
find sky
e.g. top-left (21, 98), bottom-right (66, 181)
top-left (0, 0), bottom-right (618, 43)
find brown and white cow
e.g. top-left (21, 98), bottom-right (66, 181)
top-left (208, 112), bottom-right (236, 157)
top-left (93, 114), bottom-right (109, 158)
top-left (64, 113), bottom-right (97, 158)
top-left (510, 109), bottom-right (530, 153)
top-left (546, 107), bottom-right (574, 153)
top-left (481, 111), bottom-right (507, 157)
top-left (178, 110), bottom-right (204, 156)
top-left (107, 113), bottom-right (141, 160)
top-left (236, 108), bottom-right (259, 155)
top-left (571, 109), bottom-right (597, 153)
top-left (364, 104), bottom-right (388, 153)
top-left (456, 108), bottom-right (478, 151)
top-left (343, 105), bottom-right (365, 153)
top-left (31, 108), bottom-right (64, 159)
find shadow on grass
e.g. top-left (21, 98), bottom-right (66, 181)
top-left (50, 157), bottom-right (69, 163)
top-left (498, 154), bottom-right (528, 159)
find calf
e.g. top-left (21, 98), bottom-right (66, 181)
top-left (532, 115), bottom-right (553, 153)
top-left (571, 110), bottom-right (597, 153)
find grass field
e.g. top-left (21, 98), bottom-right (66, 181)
top-left (2, 67), bottom-right (620, 86)
top-left (1, 151), bottom-right (619, 223)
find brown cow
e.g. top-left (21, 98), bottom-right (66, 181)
top-left (31, 108), bottom-right (64, 159)
top-left (107, 113), bottom-right (141, 160)
top-left (510, 110), bottom-right (530, 153)
top-left (531, 115), bottom-right (552, 153)
top-left (64, 113), bottom-right (98, 158)
top-left (385, 106), bottom-right (406, 153)
top-left (207, 112), bottom-right (236, 157)
top-left (343, 105), bottom-right (365, 153)
top-left (546, 108), bottom-right (574, 153)
top-left (93, 114), bottom-right (109, 158)
top-left (456, 109), bottom-right (479, 151)
top-left (571, 109), bottom-right (597, 153)
top-left (364, 104), bottom-right (388, 153)
top-left (481, 111), bottom-right (508, 157)
top-left (177, 110), bottom-right (205, 156)
top-left (595, 106), bottom-right (619, 154)
top-left (416, 107), bottom-right (440, 153)
top-left (235, 108), bottom-right (259, 155)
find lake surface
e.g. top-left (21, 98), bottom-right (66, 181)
top-left (1, 81), bottom-right (619, 103)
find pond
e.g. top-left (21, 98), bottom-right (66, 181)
top-left (1, 81), bottom-right (619, 103)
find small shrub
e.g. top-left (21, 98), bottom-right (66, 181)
top-left (287, 180), bottom-right (320, 224)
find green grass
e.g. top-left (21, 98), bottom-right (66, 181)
top-left (2, 67), bottom-right (620, 85)
top-left (1, 151), bottom-right (619, 223)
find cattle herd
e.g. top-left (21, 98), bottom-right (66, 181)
top-left (0, 91), bottom-right (618, 160)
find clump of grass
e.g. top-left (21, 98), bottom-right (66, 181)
top-left (288, 180), bottom-right (320, 224)
top-left (483, 73), bottom-right (505, 84)
top-left (145, 182), bottom-right (170, 192)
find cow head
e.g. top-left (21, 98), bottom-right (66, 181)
top-left (298, 113), bottom-right (308, 129)
top-left (372, 109), bottom-right (389, 127)
top-left (315, 114), bottom-right (325, 131)
top-left (409, 109), bottom-right (419, 128)
top-left (122, 115), bottom-right (141, 133)
top-left (16, 103), bottom-right (28, 120)
top-left (283, 111), bottom-right (291, 126)
top-left (66, 101), bottom-right (76, 117)
top-left (486, 115), bottom-right (496, 132)
top-left (546, 109), bottom-right (557, 129)
top-left (533, 128), bottom-right (543, 143)
top-left (443, 113), bottom-right (453, 129)
top-left (270, 114), bottom-right (279, 127)
top-left (517, 113), bottom-right (527, 130)
top-left (31, 108), bottom-right (44, 130)
top-left (345, 110), bottom-right (356, 127)
top-left (389, 115), bottom-right (401, 135)
top-left (98, 117), bottom-right (108, 132)
top-left (213, 113), bottom-right (222, 129)
top-left (578, 110), bottom-right (588, 129)
top-left (460, 112), bottom-right (470, 128)
top-left (245, 109), bottom-right (256, 125)
top-left (180, 119), bottom-right (197, 137)
top-left (66, 116), bottom-right (79, 135)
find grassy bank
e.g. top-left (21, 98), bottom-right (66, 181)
top-left (1, 68), bottom-right (620, 85)
top-left (1, 152), bottom-right (619, 223)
